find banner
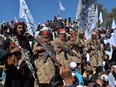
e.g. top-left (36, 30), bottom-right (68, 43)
top-left (80, 4), bottom-right (97, 37)
top-left (19, 0), bottom-right (37, 36)
top-left (76, 0), bottom-right (97, 20)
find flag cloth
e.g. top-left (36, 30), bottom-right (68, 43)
top-left (95, 5), bottom-right (98, 24)
top-left (110, 30), bottom-right (116, 47)
top-left (81, 0), bottom-right (98, 12)
top-left (99, 12), bottom-right (103, 24)
top-left (80, 4), bottom-right (97, 39)
top-left (82, 0), bottom-right (98, 7)
top-left (59, 0), bottom-right (65, 11)
top-left (111, 18), bottom-right (116, 29)
top-left (76, 0), bottom-right (98, 21)
top-left (19, 0), bottom-right (37, 36)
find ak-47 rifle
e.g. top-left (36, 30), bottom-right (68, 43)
top-left (58, 44), bottom-right (81, 59)
top-left (35, 37), bottom-right (61, 67)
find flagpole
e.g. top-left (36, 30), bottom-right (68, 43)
top-left (58, 5), bottom-right (60, 16)
top-left (58, 0), bottom-right (60, 17)
top-left (58, 0), bottom-right (65, 18)
top-left (18, 16), bottom-right (20, 22)
top-left (95, 6), bottom-right (98, 29)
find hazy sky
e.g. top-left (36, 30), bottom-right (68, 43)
top-left (0, 0), bottom-right (116, 24)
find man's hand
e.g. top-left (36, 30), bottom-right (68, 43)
top-left (33, 46), bottom-right (44, 52)
top-left (59, 62), bottom-right (73, 86)
top-left (36, 46), bottom-right (44, 51)
top-left (11, 47), bottom-right (21, 53)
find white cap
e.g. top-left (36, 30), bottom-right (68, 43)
top-left (101, 74), bottom-right (109, 81)
top-left (72, 72), bottom-right (76, 76)
top-left (40, 27), bottom-right (49, 31)
top-left (76, 85), bottom-right (83, 87)
top-left (70, 62), bottom-right (77, 69)
top-left (112, 65), bottom-right (116, 68)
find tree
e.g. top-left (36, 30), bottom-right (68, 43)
top-left (96, 3), bottom-right (116, 28)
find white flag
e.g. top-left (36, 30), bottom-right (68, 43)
top-left (110, 30), bottom-right (116, 47)
top-left (95, 5), bottom-right (98, 24)
top-left (19, 0), bottom-right (37, 36)
top-left (76, 0), bottom-right (83, 20)
top-left (99, 12), bottom-right (103, 24)
top-left (59, 0), bottom-right (65, 11)
top-left (112, 18), bottom-right (116, 29)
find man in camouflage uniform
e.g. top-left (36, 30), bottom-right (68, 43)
top-left (33, 28), bottom-right (56, 87)
top-left (86, 31), bottom-right (103, 67)
top-left (67, 31), bottom-right (81, 64)
top-left (52, 29), bottom-right (72, 68)
top-left (89, 46), bottom-right (98, 66)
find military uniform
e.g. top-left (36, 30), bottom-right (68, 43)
top-left (52, 29), bottom-right (72, 68)
top-left (52, 38), bottom-right (72, 68)
top-left (78, 38), bottom-right (87, 47)
top-left (35, 55), bottom-right (55, 84)
top-left (90, 53), bottom-right (98, 67)
top-left (66, 40), bottom-right (81, 64)
top-left (34, 29), bottom-right (56, 87)
top-left (56, 51), bottom-right (71, 68)
top-left (86, 38), bottom-right (103, 66)
top-left (51, 37), bottom-right (66, 51)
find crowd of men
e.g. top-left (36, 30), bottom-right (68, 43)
top-left (0, 16), bottom-right (116, 87)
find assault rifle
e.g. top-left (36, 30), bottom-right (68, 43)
top-left (35, 37), bottom-right (61, 67)
top-left (58, 44), bottom-right (81, 59)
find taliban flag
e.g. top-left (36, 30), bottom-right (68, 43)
top-left (80, 4), bottom-right (98, 40)
top-left (19, 0), bottom-right (37, 36)
top-left (76, 0), bottom-right (97, 20)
